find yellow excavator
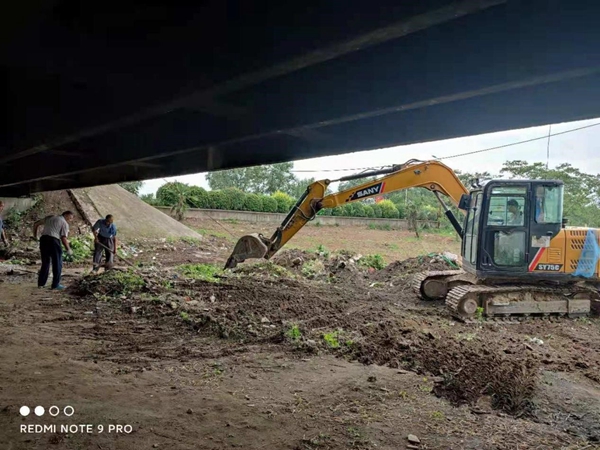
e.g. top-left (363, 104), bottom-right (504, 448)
top-left (225, 159), bottom-right (599, 320)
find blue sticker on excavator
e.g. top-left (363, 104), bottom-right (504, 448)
top-left (574, 229), bottom-right (600, 278)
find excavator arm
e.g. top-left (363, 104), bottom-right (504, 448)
top-left (225, 159), bottom-right (470, 269)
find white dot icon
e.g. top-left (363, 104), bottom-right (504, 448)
top-left (34, 406), bottom-right (45, 416)
top-left (49, 406), bottom-right (60, 417)
top-left (19, 406), bottom-right (30, 416)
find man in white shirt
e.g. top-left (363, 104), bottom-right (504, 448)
top-left (32, 211), bottom-right (74, 290)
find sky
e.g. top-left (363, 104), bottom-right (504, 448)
top-left (139, 117), bottom-right (600, 196)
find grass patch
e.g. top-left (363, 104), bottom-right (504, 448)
top-left (178, 263), bottom-right (222, 282)
top-left (68, 236), bottom-right (94, 262)
top-left (358, 254), bottom-right (386, 270)
top-left (301, 260), bottom-right (325, 279)
top-left (180, 311), bottom-right (191, 322)
top-left (368, 223), bottom-right (392, 231)
top-left (78, 269), bottom-right (145, 297)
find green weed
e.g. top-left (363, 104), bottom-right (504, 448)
top-left (475, 307), bottom-right (484, 321)
top-left (430, 410), bottom-right (445, 420)
top-left (358, 254), bottom-right (386, 270)
top-left (180, 311), bottom-right (191, 322)
top-left (323, 330), bottom-right (340, 348)
top-left (315, 244), bottom-right (330, 258)
top-left (285, 324), bottom-right (302, 342)
top-left (178, 263), bottom-right (222, 282)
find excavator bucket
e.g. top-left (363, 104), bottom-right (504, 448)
top-left (224, 233), bottom-right (269, 269)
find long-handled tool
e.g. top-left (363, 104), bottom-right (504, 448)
top-left (93, 240), bottom-right (138, 269)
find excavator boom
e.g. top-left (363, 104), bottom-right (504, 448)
top-left (225, 160), bottom-right (469, 268)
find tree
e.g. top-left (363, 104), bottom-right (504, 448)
top-left (140, 193), bottom-right (156, 205)
top-left (206, 162), bottom-right (296, 195)
top-left (119, 181), bottom-right (143, 196)
top-left (157, 182), bottom-right (190, 206)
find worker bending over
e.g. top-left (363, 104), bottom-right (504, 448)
top-left (33, 211), bottom-right (74, 290)
top-left (92, 214), bottom-right (118, 272)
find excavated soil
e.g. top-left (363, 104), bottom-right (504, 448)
top-left (3, 244), bottom-right (600, 449)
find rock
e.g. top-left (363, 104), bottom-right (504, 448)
top-left (407, 434), bottom-right (421, 444)
top-left (367, 376), bottom-right (377, 383)
top-left (575, 361), bottom-right (590, 369)
top-left (407, 445), bottom-right (420, 449)
top-left (524, 344), bottom-right (534, 351)
top-left (153, 445), bottom-right (159, 448)
top-left (260, 317), bottom-right (270, 324)
top-left (209, 295), bottom-right (216, 303)
top-left (170, 302), bottom-right (178, 310)
top-left (291, 257), bottom-right (303, 267)
top-left (187, 409), bottom-right (193, 414)
top-left (130, 306), bottom-right (139, 314)
top-left (306, 339), bottom-right (317, 347)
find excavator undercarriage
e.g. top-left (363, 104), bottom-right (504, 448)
top-left (412, 270), bottom-right (596, 321)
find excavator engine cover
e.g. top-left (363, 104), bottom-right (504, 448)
top-left (225, 233), bottom-right (269, 269)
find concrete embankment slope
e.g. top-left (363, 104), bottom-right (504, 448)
top-left (69, 185), bottom-right (201, 240)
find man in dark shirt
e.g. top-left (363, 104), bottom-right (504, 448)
top-left (92, 214), bottom-right (118, 272)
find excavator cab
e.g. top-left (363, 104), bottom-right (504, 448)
top-left (460, 180), bottom-right (565, 279)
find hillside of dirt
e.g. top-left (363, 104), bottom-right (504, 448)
top-left (2, 236), bottom-right (600, 449)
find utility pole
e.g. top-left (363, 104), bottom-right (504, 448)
top-left (546, 124), bottom-right (552, 169)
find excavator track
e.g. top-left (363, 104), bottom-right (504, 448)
top-left (412, 270), bottom-right (471, 300)
top-left (446, 284), bottom-right (593, 321)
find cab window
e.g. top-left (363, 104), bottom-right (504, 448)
top-left (487, 186), bottom-right (527, 227)
top-left (534, 185), bottom-right (563, 224)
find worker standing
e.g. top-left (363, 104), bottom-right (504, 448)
top-left (32, 211), bottom-right (74, 290)
top-left (92, 214), bottom-right (118, 272)
top-left (0, 201), bottom-right (8, 247)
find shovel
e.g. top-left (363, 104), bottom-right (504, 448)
top-left (93, 240), bottom-right (138, 269)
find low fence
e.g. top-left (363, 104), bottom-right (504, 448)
top-left (154, 206), bottom-right (440, 230)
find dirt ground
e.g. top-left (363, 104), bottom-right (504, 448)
top-left (1, 221), bottom-right (600, 450)
top-left (184, 218), bottom-right (462, 264)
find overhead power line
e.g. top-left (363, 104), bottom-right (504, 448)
top-left (290, 121), bottom-right (600, 172)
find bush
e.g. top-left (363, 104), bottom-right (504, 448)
top-left (260, 195), bottom-right (278, 213)
top-left (208, 190), bottom-right (232, 210)
top-left (243, 193), bottom-right (263, 212)
top-left (156, 182), bottom-right (189, 206)
top-left (342, 204), bottom-right (354, 217)
top-left (359, 254), bottom-right (386, 270)
top-left (223, 188), bottom-right (246, 210)
top-left (379, 199), bottom-right (400, 219)
top-left (331, 206), bottom-right (345, 216)
top-left (371, 203), bottom-right (383, 218)
top-left (272, 191), bottom-right (294, 213)
top-left (364, 205), bottom-right (375, 218)
top-left (187, 186), bottom-right (210, 208)
top-left (352, 202), bottom-right (367, 217)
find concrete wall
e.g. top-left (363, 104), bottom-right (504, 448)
top-left (155, 206), bottom-right (440, 230)
top-left (0, 197), bottom-right (36, 218)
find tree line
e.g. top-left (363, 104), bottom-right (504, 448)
top-left (131, 160), bottom-right (600, 227)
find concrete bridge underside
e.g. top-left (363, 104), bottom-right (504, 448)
top-left (2, 0), bottom-right (600, 196)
